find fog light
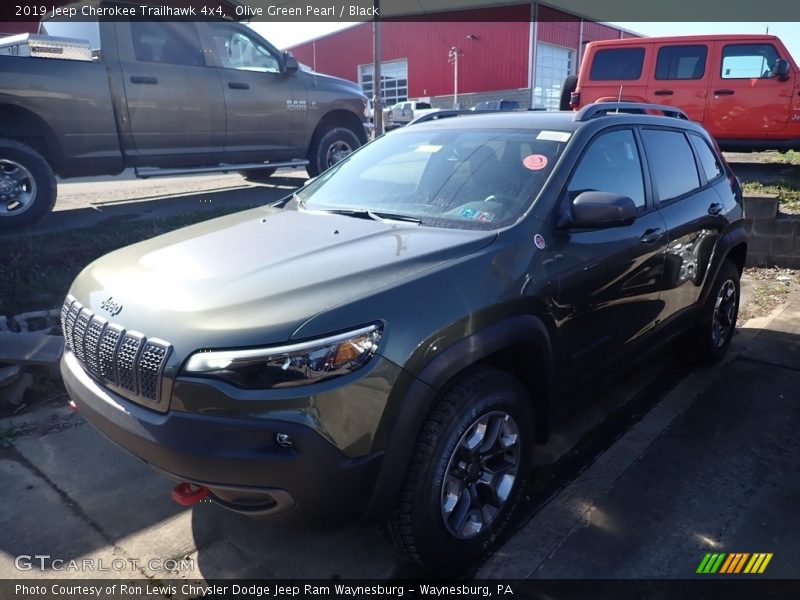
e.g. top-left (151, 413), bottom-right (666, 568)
top-left (275, 433), bottom-right (294, 448)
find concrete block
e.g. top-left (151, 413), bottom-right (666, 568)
top-left (0, 371), bottom-right (33, 410)
top-left (0, 332), bottom-right (64, 366)
top-left (744, 235), bottom-right (771, 254)
top-left (743, 195), bottom-right (779, 220)
top-left (745, 252), bottom-right (771, 267)
top-left (753, 217), bottom-right (796, 237)
top-left (771, 235), bottom-right (796, 255)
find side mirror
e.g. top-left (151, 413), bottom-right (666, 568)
top-left (774, 59), bottom-right (790, 81)
top-left (283, 51), bottom-right (299, 72)
top-left (569, 191), bottom-right (638, 228)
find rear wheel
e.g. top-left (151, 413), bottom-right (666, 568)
top-left (559, 74), bottom-right (578, 111)
top-left (690, 259), bottom-right (740, 364)
top-left (388, 366), bottom-right (534, 569)
top-left (0, 138), bottom-right (57, 231)
top-left (306, 125), bottom-right (362, 178)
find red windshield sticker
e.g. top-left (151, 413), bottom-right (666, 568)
top-left (523, 154), bottom-right (548, 170)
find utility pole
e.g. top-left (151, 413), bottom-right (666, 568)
top-left (372, 0), bottom-right (383, 137)
top-left (449, 46), bottom-right (459, 108)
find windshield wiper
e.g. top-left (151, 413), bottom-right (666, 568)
top-left (309, 207), bottom-right (422, 224)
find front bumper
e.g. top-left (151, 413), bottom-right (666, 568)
top-left (61, 351), bottom-right (384, 522)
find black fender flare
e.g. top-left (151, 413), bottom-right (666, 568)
top-left (699, 222), bottom-right (748, 308)
top-left (364, 314), bottom-right (555, 522)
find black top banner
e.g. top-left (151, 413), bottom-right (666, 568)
top-left (2, 0), bottom-right (800, 22)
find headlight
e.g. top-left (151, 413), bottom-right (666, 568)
top-left (182, 324), bottom-right (383, 389)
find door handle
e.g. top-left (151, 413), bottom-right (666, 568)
top-left (130, 76), bottom-right (158, 84)
top-left (708, 202), bottom-right (724, 216)
top-left (228, 82), bottom-right (250, 90)
top-left (640, 228), bottom-right (665, 244)
top-left (654, 90), bottom-right (674, 96)
top-left (713, 89), bottom-right (734, 96)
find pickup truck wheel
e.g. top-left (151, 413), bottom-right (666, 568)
top-left (239, 168), bottom-right (276, 183)
top-left (306, 126), bottom-right (361, 178)
top-left (388, 366), bottom-right (534, 569)
top-left (0, 139), bottom-right (56, 231)
top-left (690, 259), bottom-right (740, 364)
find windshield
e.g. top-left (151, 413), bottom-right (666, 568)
top-left (297, 127), bottom-right (568, 230)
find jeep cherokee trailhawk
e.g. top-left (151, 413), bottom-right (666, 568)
top-left (60, 102), bottom-right (746, 568)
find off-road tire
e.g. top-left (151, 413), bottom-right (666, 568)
top-left (387, 366), bottom-right (534, 570)
top-left (559, 75), bottom-right (578, 111)
top-left (0, 138), bottom-right (57, 231)
top-left (690, 259), bottom-right (741, 364)
top-left (306, 125), bottom-right (362, 178)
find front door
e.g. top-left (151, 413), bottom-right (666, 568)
top-left (707, 41), bottom-right (794, 137)
top-left (202, 22), bottom-right (308, 161)
top-left (552, 128), bottom-right (667, 372)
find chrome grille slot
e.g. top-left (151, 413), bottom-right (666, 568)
top-left (64, 301), bottom-right (81, 353)
top-left (138, 341), bottom-right (170, 401)
top-left (116, 333), bottom-right (144, 394)
top-left (60, 296), bottom-right (172, 411)
top-left (83, 316), bottom-right (107, 377)
top-left (72, 309), bottom-right (91, 362)
top-left (98, 324), bottom-right (124, 384)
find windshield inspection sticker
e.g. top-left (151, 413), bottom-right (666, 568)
top-left (534, 234), bottom-right (546, 249)
top-left (537, 130), bottom-right (572, 142)
top-left (459, 208), bottom-right (495, 222)
top-left (523, 154), bottom-right (548, 170)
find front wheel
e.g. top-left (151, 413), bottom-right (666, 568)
top-left (0, 138), bottom-right (57, 231)
top-left (306, 125), bottom-right (362, 178)
top-left (388, 366), bottom-right (534, 569)
top-left (690, 259), bottom-right (741, 364)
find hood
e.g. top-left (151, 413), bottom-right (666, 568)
top-left (70, 206), bottom-right (495, 354)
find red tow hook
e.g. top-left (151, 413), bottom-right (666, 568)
top-left (171, 482), bottom-right (209, 506)
top-left (68, 399), bottom-right (78, 413)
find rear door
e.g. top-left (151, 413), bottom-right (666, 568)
top-left (117, 20), bottom-right (225, 164)
top-left (641, 128), bottom-right (728, 324)
top-left (646, 43), bottom-right (710, 122)
top-left (202, 22), bottom-right (308, 160)
top-left (707, 41), bottom-right (793, 136)
top-left (552, 127), bottom-right (668, 372)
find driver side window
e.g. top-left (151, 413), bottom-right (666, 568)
top-left (568, 129), bottom-right (646, 209)
top-left (207, 24), bottom-right (281, 73)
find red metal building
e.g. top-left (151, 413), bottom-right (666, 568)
top-left (288, 3), bottom-right (638, 110)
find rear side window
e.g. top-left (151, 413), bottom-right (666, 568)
top-left (689, 134), bottom-right (723, 182)
top-left (656, 45), bottom-right (708, 80)
top-left (641, 129), bottom-right (700, 202)
top-left (589, 48), bottom-right (646, 80)
top-left (568, 129), bottom-right (646, 208)
top-left (130, 21), bottom-right (204, 67)
top-left (721, 44), bottom-right (780, 79)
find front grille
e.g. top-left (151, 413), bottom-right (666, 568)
top-left (61, 296), bottom-right (172, 407)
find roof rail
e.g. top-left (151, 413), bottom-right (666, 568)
top-left (575, 102), bottom-right (689, 122)
top-left (407, 107), bottom-right (545, 126)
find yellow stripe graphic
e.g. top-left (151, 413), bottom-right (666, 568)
top-left (743, 554), bottom-right (759, 574)
top-left (734, 553), bottom-right (750, 573)
top-left (719, 554), bottom-right (735, 574)
top-left (758, 554), bottom-right (773, 574)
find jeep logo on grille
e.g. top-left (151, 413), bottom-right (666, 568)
top-left (100, 296), bottom-right (123, 316)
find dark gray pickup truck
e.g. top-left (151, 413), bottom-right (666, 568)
top-left (0, 14), bottom-right (369, 230)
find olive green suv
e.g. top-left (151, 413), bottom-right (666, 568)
top-left (61, 103), bottom-right (746, 568)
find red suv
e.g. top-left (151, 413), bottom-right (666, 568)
top-left (565, 35), bottom-right (800, 152)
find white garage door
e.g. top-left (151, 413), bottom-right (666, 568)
top-left (534, 43), bottom-right (574, 110)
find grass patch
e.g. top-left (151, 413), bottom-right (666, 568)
top-left (742, 181), bottom-right (800, 214)
top-left (0, 207), bottom-right (247, 316)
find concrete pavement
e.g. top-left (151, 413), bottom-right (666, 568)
top-left (480, 289), bottom-right (800, 579)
